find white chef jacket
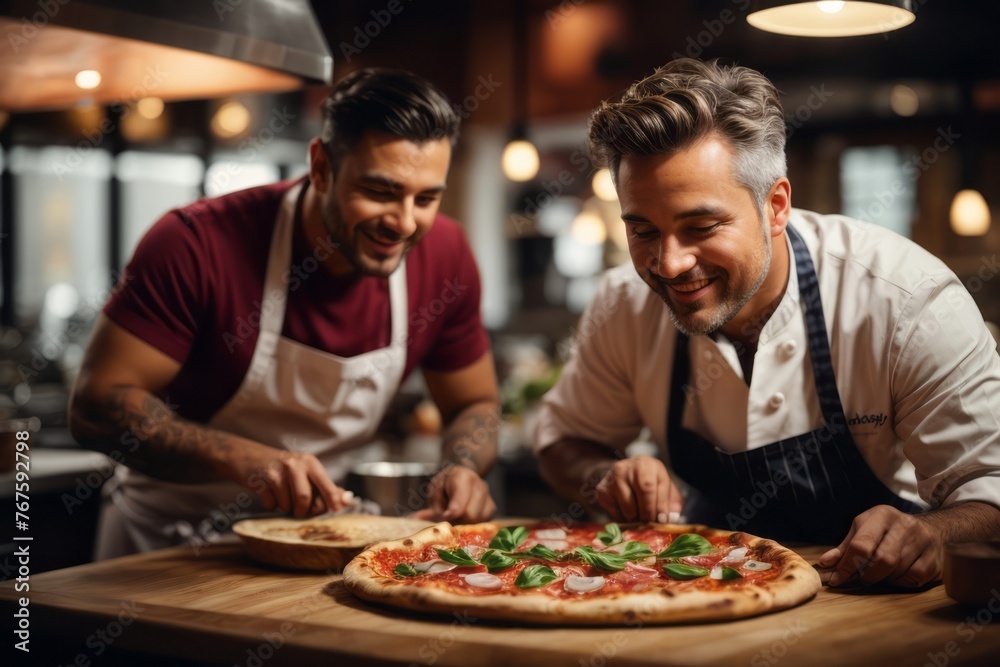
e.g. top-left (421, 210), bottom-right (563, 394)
top-left (535, 209), bottom-right (1000, 510)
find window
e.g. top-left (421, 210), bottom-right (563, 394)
top-left (840, 146), bottom-right (916, 238)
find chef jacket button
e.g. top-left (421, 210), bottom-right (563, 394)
top-left (768, 392), bottom-right (785, 410)
top-left (781, 340), bottom-right (797, 357)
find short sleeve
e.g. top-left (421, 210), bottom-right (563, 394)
top-left (533, 270), bottom-right (644, 454)
top-left (891, 276), bottom-right (1000, 509)
top-left (103, 211), bottom-right (208, 364)
top-left (419, 224), bottom-right (490, 371)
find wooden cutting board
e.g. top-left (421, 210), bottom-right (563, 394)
top-left (2, 540), bottom-right (999, 666)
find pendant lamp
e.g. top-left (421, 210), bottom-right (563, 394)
top-left (747, 1), bottom-right (915, 38)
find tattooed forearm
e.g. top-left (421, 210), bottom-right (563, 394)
top-left (439, 402), bottom-right (500, 476)
top-left (79, 387), bottom-right (236, 483)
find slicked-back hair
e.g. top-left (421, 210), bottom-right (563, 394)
top-left (321, 68), bottom-right (460, 168)
top-left (587, 58), bottom-right (786, 214)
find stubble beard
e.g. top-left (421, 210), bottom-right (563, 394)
top-left (321, 198), bottom-right (406, 278)
top-left (661, 223), bottom-right (772, 338)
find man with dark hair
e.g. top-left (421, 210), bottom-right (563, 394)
top-left (70, 68), bottom-right (500, 558)
top-left (535, 58), bottom-right (1000, 589)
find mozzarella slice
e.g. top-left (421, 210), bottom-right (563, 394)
top-left (625, 561), bottom-right (659, 575)
top-left (462, 573), bottom-right (503, 590)
top-left (741, 560), bottom-right (773, 571)
top-left (537, 539), bottom-right (569, 551)
top-left (710, 566), bottom-right (724, 580)
top-left (413, 560), bottom-right (457, 574)
top-left (564, 575), bottom-right (606, 593)
top-left (534, 528), bottom-right (568, 540)
top-left (464, 545), bottom-right (487, 560)
top-left (722, 547), bottom-right (748, 563)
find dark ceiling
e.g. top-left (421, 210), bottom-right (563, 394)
top-left (309, 0), bottom-right (1000, 114)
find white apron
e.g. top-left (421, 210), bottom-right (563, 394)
top-left (96, 182), bottom-right (408, 558)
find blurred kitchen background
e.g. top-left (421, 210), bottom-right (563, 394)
top-left (1, 0), bottom-right (999, 571)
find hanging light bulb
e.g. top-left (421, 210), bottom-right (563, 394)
top-left (950, 189), bottom-right (991, 236)
top-left (502, 139), bottom-right (540, 182)
top-left (747, 1), bottom-right (915, 38)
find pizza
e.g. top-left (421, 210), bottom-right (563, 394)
top-left (233, 515), bottom-right (433, 572)
top-left (342, 520), bottom-right (821, 625)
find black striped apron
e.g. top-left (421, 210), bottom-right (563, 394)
top-left (667, 224), bottom-right (922, 544)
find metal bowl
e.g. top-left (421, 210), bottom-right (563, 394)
top-left (345, 461), bottom-right (439, 516)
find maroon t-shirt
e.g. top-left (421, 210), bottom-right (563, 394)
top-left (104, 179), bottom-right (490, 423)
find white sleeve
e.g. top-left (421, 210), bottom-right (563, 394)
top-left (892, 276), bottom-right (1000, 509)
top-left (533, 271), bottom-right (644, 455)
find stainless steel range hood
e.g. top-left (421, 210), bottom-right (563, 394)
top-left (0, 0), bottom-right (333, 111)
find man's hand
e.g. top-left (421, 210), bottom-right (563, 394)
top-left (412, 465), bottom-right (496, 523)
top-left (818, 505), bottom-right (944, 588)
top-left (594, 455), bottom-right (684, 523)
top-left (232, 446), bottom-right (353, 518)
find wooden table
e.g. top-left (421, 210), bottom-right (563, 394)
top-left (2, 540), bottom-right (998, 666)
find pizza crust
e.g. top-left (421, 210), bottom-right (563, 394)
top-left (234, 515), bottom-right (434, 572)
top-left (342, 522), bottom-right (821, 625)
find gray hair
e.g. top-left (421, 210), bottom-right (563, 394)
top-left (587, 58), bottom-right (786, 214)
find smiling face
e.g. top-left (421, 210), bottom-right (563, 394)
top-left (617, 136), bottom-right (790, 341)
top-left (309, 130), bottom-right (451, 277)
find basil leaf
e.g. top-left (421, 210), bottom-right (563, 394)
top-left (490, 526), bottom-right (529, 552)
top-left (515, 564), bottom-right (558, 588)
top-left (394, 563), bottom-right (419, 577)
top-left (597, 522), bottom-right (623, 546)
top-left (719, 566), bottom-right (743, 581)
top-left (575, 546), bottom-right (628, 571)
top-left (663, 563), bottom-right (710, 580)
top-left (621, 541), bottom-right (654, 560)
top-left (480, 549), bottom-right (517, 572)
top-left (657, 534), bottom-right (712, 559)
top-left (435, 548), bottom-right (479, 567)
top-left (524, 544), bottom-right (560, 561)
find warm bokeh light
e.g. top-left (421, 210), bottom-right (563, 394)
top-left (591, 169), bottom-right (618, 201)
top-left (136, 97), bottom-right (165, 120)
top-left (502, 139), bottom-right (540, 182)
top-left (890, 84), bottom-right (919, 116)
top-left (74, 69), bottom-right (102, 89)
top-left (747, 1), bottom-right (915, 37)
top-left (211, 101), bottom-right (251, 138)
top-left (950, 189), bottom-right (991, 236)
top-left (571, 210), bottom-right (607, 245)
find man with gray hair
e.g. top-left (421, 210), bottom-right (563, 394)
top-left (535, 58), bottom-right (1000, 589)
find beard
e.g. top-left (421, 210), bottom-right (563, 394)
top-left (652, 222), bottom-right (772, 338)
top-left (320, 197), bottom-right (411, 278)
